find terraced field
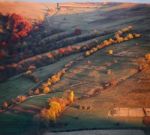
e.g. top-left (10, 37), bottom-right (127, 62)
top-left (0, 2), bottom-right (150, 135)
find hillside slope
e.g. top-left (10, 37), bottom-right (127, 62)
top-left (0, 2), bottom-right (150, 135)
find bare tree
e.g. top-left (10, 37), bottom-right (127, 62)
top-left (42, 3), bottom-right (62, 29)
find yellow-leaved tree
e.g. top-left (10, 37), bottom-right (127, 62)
top-left (68, 90), bottom-right (74, 103)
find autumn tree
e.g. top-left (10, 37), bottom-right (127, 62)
top-left (0, 13), bottom-right (32, 59)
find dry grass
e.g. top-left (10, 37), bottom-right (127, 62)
top-left (0, 2), bottom-right (100, 21)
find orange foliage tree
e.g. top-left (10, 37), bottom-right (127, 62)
top-left (0, 13), bottom-right (32, 59)
top-left (40, 91), bottom-right (75, 122)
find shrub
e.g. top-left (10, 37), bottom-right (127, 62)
top-left (46, 80), bottom-right (52, 86)
top-left (127, 33), bottom-right (134, 39)
top-left (108, 50), bottom-right (113, 55)
top-left (43, 87), bottom-right (51, 94)
top-left (2, 101), bottom-right (8, 109)
top-left (51, 75), bottom-right (60, 84)
top-left (85, 51), bottom-right (91, 56)
top-left (41, 83), bottom-right (48, 88)
top-left (134, 33), bottom-right (141, 38)
top-left (68, 90), bottom-right (74, 103)
top-left (34, 89), bottom-right (40, 95)
top-left (16, 95), bottom-right (27, 103)
top-left (145, 53), bottom-right (150, 61)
